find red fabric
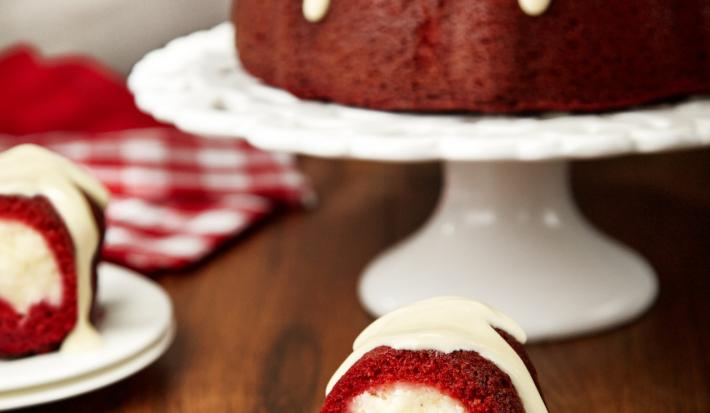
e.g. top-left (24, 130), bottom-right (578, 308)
top-left (0, 46), bottom-right (311, 272)
top-left (0, 45), bottom-right (159, 134)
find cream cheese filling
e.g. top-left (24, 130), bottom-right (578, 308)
top-left (349, 383), bottom-right (466, 413)
top-left (0, 221), bottom-right (62, 315)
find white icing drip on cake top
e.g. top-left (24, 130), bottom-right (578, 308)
top-left (302, 0), bottom-right (552, 22)
top-left (518, 0), bottom-right (552, 16)
top-left (0, 145), bottom-right (109, 353)
top-left (303, 0), bottom-right (331, 22)
top-left (326, 297), bottom-right (548, 413)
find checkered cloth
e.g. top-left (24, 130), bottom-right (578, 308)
top-left (0, 131), bottom-right (312, 271)
top-left (0, 46), bottom-right (312, 272)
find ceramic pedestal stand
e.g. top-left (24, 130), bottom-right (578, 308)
top-left (361, 160), bottom-right (657, 340)
top-left (129, 23), bottom-right (710, 340)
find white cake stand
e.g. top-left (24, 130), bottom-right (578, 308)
top-left (129, 23), bottom-right (710, 340)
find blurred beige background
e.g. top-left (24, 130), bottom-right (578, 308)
top-left (0, 0), bottom-right (230, 74)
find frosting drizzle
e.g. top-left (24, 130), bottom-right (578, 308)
top-left (303, 0), bottom-right (331, 22)
top-left (326, 297), bottom-right (548, 413)
top-left (0, 145), bottom-right (109, 353)
top-left (518, 0), bottom-right (552, 16)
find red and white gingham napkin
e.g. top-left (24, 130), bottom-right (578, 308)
top-left (0, 46), bottom-right (313, 272)
top-left (0, 130), bottom-right (313, 272)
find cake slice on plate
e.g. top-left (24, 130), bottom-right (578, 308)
top-left (321, 297), bottom-right (547, 413)
top-left (0, 145), bottom-right (109, 358)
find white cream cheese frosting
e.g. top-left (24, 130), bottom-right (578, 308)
top-left (0, 144), bottom-right (109, 352)
top-left (350, 383), bottom-right (467, 413)
top-left (518, 0), bottom-right (552, 16)
top-left (303, 0), bottom-right (331, 22)
top-left (326, 297), bottom-right (548, 413)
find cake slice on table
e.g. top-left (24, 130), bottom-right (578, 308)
top-left (0, 145), bottom-right (109, 358)
top-left (321, 297), bottom-right (547, 413)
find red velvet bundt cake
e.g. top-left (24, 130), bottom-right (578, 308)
top-left (321, 297), bottom-right (547, 413)
top-left (0, 145), bottom-right (109, 357)
top-left (233, 0), bottom-right (710, 113)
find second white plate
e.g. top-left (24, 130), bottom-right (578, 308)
top-left (0, 263), bottom-right (174, 392)
top-left (0, 322), bottom-right (175, 411)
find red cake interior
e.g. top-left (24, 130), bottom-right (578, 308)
top-left (321, 330), bottom-right (542, 413)
top-left (0, 195), bottom-right (79, 357)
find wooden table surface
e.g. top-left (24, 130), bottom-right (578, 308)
top-left (22, 149), bottom-right (710, 413)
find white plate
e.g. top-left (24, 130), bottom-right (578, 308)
top-left (0, 323), bottom-right (175, 411)
top-left (0, 263), bottom-right (174, 393)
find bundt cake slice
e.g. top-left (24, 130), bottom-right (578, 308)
top-left (321, 297), bottom-right (547, 413)
top-left (0, 145), bottom-right (109, 357)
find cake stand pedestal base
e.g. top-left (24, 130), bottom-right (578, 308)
top-left (359, 161), bottom-right (658, 341)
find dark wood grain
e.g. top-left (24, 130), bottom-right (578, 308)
top-left (20, 148), bottom-right (710, 412)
